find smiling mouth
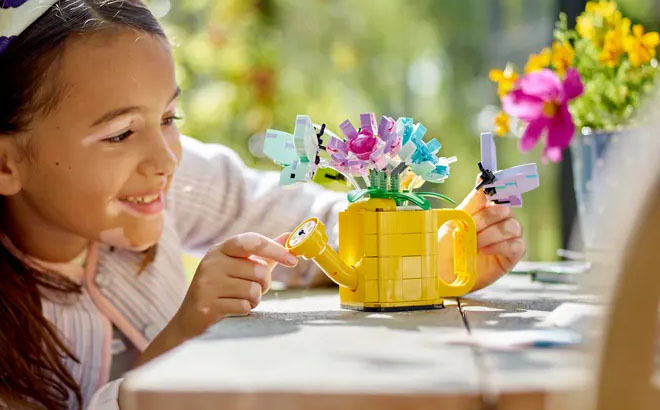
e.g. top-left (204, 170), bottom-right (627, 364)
top-left (116, 191), bottom-right (164, 216)
top-left (120, 194), bottom-right (160, 204)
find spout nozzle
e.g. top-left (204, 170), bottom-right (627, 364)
top-left (286, 218), bottom-right (357, 290)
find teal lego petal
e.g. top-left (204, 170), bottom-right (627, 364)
top-left (293, 115), bottom-right (318, 162)
top-left (426, 138), bottom-right (442, 154)
top-left (264, 129), bottom-right (299, 165)
top-left (410, 161), bottom-right (435, 176)
top-left (280, 161), bottom-right (314, 185)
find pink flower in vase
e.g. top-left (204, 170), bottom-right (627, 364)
top-left (502, 68), bottom-right (583, 162)
top-left (347, 129), bottom-right (378, 160)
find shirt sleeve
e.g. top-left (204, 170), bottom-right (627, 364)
top-left (166, 136), bottom-right (346, 278)
top-left (85, 379), bottom-right (123, 410)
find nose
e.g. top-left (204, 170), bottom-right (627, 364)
top-left (137, 129), bottom-right (180, 178)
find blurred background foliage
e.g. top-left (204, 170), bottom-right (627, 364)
top-left (148, 0), bottom-right (658, 261)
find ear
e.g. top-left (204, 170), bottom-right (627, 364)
top-left (0, 136), bottom-right (24, 196)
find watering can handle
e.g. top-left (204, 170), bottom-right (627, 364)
top-left (433, 209), bottom-right (478, 296)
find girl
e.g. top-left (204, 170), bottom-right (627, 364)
top-left (0, 1), bottom-right (525, 409)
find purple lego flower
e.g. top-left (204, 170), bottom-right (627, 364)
top-left (377, 115), bottom-right (401, 155)
top-left (1, 0), bottom-right (29, 8)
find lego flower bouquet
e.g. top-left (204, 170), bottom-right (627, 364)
top-left (263, 113), bottom-right (457, 210)
top-left (490, 1), bottom-right (659, 162)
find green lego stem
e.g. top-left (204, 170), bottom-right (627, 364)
top-left (346, 188), bottom-right (455, 210)
top-left (413, 192), bottom-right (457, 205)
top-left (350, 170), bottom-right (455, 210)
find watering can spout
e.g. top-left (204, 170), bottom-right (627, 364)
top-left (285, 218), bottom-right (358, 290)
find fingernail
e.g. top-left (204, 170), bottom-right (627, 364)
top-left (254, 266), bottom-right (268, 280)
top-left (250, 282), bottom-right (261, 298)
top-left (285, 254), bottom-right (298, 267)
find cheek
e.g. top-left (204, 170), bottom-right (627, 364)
top-left (167, 129), bottom-right (183, 165)
top-left (29, 148), bottom-right (130, 201)
top-left (25, 150), bottom-right (135, 232)
top-left (63, 162), bottom-right (131, 220)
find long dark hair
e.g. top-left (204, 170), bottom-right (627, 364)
top-left (0, 1), bottom-right (165, 409)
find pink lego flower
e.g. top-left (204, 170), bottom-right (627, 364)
top-left (502, 68), bottom-right (583, 162)
top-left (347, 129), bottom-right (378, 160)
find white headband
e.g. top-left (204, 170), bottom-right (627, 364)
top-left (0, 0), bottom-right (58, 54)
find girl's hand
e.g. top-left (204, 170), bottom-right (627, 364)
top-left (136, 232), bottom-right (297, 367)
top-left (172, 232), bottom-right (298, 338)
top-left (439, 177), bottom-right (526, 291)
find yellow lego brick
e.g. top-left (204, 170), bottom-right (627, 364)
top-left (359, 257), bottom-right (379, 280)
top-left (361, 212), bottom-right (378, 234)
top-left (378, 257), bottom-right (403, 279)
top-left (377, 209), bottom-right (435, 234)
top-left (421, 278), bottom-right (438, 300)
top-left (377, 233), bottom-right (437, 257)
top-left (402, 279), bottom-right (423, 301)
top-left (402, 256), bottom-right (422, 279)
top-left (379, 279), bottom-right (403, 302)
top-left (347, 198), bottom-right (396, 212)
top-left (365, 280), bottom-right (379, 302)
top-left (421, 254), bottom-right (438, 278)
top-left (363, 235), bottom-right (378, 257)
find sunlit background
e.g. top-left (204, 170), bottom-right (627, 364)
top-left (149, 0), bottom-right (659, 261)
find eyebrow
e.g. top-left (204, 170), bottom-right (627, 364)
top-left (89, 86), bottom-right (181, 127)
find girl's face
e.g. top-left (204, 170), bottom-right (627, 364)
top-left (9, 29), bottom-right (182, 252)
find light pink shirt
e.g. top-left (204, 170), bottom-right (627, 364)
top-left (3, 136), bottom-right (343, 410)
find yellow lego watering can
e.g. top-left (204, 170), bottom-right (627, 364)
top-left (286, 198), bottom-right (478, 311)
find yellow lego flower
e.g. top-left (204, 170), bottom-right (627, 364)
top-left (525, 48), bottom-right (551, 73)
top-left (494, 111), bottom-right (509, 136)
top-left (551, 42), bottom-right (574, 76)
top-left (400, 169), bottom-right (425, 191)
top-left (488, 66), bottom-right (517, 97)
top-left (624, 24), bottom-right (660, 67)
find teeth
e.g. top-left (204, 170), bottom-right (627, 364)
top-left (123, 194), bottom-right (159, 204)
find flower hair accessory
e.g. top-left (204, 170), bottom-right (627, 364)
top-left (0, 0), bottom-right (58, 54)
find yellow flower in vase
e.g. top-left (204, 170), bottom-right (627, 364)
top-left (586, 1), bottom-right (617, 20)
top-left (624, 24), bottom-right (660, 67)
top-left (494, 111), bottom-right (510, 136)
top-left (551, 42), bottom-right (575, 76)
top-left (576, 14), bottom-right (598, 43)
top-left (599, 17), bottom-right (631, 67)
top-left (578, 2), bottom-right (624, 49)
top-left (489, 65), bottom-right (518, 97)
top-left (525, 48), bottom-right (551, 73)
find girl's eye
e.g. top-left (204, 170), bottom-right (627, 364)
top-left (102, 130), bottom-right (134, 143)
top-left (162, 115), bottom-right (183, 126)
